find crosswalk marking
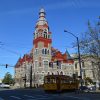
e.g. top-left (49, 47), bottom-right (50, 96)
top-left (0, 97), bottom-right (4, 100)
top-left (24, 94), bottom-right (50, 100)
top-left (10, 96), bottom-right (21, 99)
top-left (24, 95), bottom-right (36, 98)
top-left (9, 94), bottom-right (66, 100)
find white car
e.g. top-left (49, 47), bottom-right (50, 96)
top-left (0, 83), bottom-right (10, 88)
top-left (87, 85), bottom-right (96, 91)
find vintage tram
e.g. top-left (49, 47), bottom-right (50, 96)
top-left (43, 75), bottom-right (79, 91)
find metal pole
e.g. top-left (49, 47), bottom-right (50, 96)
top-left (24, 74), bottom-right (26, 88)
top-left (64, 30), bottom-right (83, 87)
top-left (24, 55), bottom-right (27, 88)
top-left (77, 37), bottom-right (83, 87)
top-left (30, 65), bottom-right (32, 88)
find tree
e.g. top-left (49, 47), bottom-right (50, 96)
top-left (78, 16), bottom-right (100, 87)
top-left (2, 72), bottom-right (14, 85)
top-left (85, 77), bottom-right (94, 85)
top-left (80, 17), bottom-right (100, 58)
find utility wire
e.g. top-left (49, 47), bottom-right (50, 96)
top-left (0, 46), bottom-right (21, 56)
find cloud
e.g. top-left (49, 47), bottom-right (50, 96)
top-left (0, 0), bottom-right (100, 16)
top-left (44, 0), bottom-right (100, 11)
top-left (0, 8), bottom-right (33, 16)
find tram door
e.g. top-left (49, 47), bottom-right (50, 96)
top-left (56, 77), bottom-right (60, 90)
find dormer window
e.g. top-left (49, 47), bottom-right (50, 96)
top-left (48, 35), bottom-right (50, 39)
top-left (44, 29), bottom-right (47, 33)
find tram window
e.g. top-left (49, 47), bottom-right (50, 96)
top-left (69, 80), bottom-right (73, 83)
top-left (60, 78), bottom-right (70, 83)
top-left (51, 78), bottom-right (56, 83)
top-left (47, 78), bottom-right (50, 83)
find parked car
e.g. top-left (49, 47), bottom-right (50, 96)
top-left (79, 85), bottom-right (88, 91)
top-left (87, 85), bottom-right (96, 91)
top-left (0, 83), bottom-right (10, 88)
top-left (79, 85), bottom-right (96, 92)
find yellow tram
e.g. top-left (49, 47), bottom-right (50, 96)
top-left (43, 75), bottom-right (79, 91)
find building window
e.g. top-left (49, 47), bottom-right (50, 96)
top-left (48, 50), bottom-right (49, 54)
top-left (44, 34), bottom-right (46, 38)
top-left (35, 49), bottom-right (38, 55)
top-left (42, 49), bottom-right (44, 54)
top-left (60, 71), bottom-right (63, 75)
top-left (45, 34), bottom-right (47, 38)
top-left (42, 48), bottom-right (49, 55)
top-left (35, 61), bottom-right (38, 67)
top-left (48, 35), bottom-right (50, 39)
top-left (82, 62), bottom-right (85, 67)
top-left (75, 72), bottom-right (78, 77)
top-left (39, 62), bottom-right (41, 67)
top-left (75, 63), bottom-right (77, 69)
top-left (45, 49), bottom-right (47, 54)
top-left (47, 72), bottom-right (50, 75)
top-left (44, 61), bottom-right (48, 67)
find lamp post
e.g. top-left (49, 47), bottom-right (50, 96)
top-left (24, 55), bottom-right (27, 88)
top-left (30, 64), bottom-right (32, 88)
top-left (64, 30), bottom-right (83, 87)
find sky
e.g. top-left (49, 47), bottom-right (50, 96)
top-left (0, 0), bottom-right (100, 79)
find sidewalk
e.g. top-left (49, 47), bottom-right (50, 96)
top-left (96, 89), bottom-right (100, 93)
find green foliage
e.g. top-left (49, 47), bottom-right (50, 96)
top-left (2, 72), bottom-right (14, 85)
top-left (85, 77), bottom-right (94, 85)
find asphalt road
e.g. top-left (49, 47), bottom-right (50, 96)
top-left (0, 88), bottom-right (100, 100)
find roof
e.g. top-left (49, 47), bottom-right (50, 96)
top-left (51, 47), bottom-right (74, 63)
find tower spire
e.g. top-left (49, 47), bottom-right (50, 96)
top-left (36, 8), bottom-right (48, 26)
top-left (39, 7), bottom-right (45, 16)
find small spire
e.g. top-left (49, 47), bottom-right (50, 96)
top-left (65, 49), bottom-right (72, 60)
top-left (36, 8), bottom-right (47, 26)
top-left (39, 7), bottom-right (46, 16)
top-left (39, 7), bottom-right (45, 13)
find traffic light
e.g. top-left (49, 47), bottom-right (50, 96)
top-left (6, 64), bottom-right (8, 68)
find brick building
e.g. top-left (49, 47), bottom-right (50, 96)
top-left (14, 8), bottom-right (74, 88)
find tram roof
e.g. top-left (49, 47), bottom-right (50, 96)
top-left (44, 75), bottom-right (73, 79)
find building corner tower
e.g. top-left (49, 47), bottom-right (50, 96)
top-left (33, 8), bottom-right (52, 84)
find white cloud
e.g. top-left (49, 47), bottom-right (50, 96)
top-left (45, 0), bottom-right (100, 11)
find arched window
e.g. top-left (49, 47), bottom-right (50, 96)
top-left (35, 49), bottom-right (38, 55)
top-left (44, 61), bottom-right (48, 67)
top-left (42, 49), bottom-right (44, 54)
top-left (45, 49), bottom-right (47, 54)
top-left (44, 34), bottom-right (46, 38)
top-left (44, 29), bottom-right (47, 33)
top-left (48, 35), bottom-right (50, 39)
top-left (48, 50), bottom-right (49, 54)
top-left (60, 71), bottom-right (63, 75)
top-left (44, 29), bottom-right (48, 38)
top-left (57, 71), bottom-right (59, 75)
top-left (47, 72), bottom-right (50, 75)
top-left (45, 34), bottom-right (47, 38)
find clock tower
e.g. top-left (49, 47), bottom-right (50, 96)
top-left (33, 8), bottom-right (52, 84)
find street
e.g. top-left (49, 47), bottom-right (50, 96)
top-left (0, 88), bottom-right (100, 100)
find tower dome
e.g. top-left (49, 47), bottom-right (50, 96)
top-left (39, 8), bottom-right (45, 13)
top-left (36, 8), bottom-right (48, 26)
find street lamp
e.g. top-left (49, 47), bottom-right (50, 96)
top-left (64, 30), bottom-right (83, 87)
top-left (30, 64), bottom-right (32, 88)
